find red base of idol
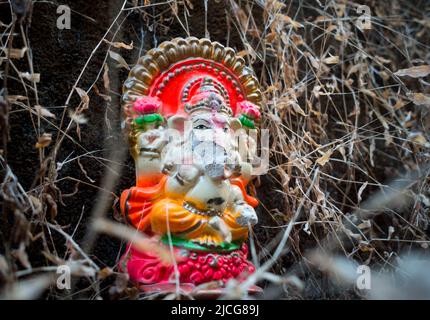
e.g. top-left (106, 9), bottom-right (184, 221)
top-left (119, 241), bottom-right (259, 294)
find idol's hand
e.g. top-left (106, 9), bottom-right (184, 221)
top-left (208, 216), bottom-right (232, 243)
top-left (234, 203), bottom-right (258, 227)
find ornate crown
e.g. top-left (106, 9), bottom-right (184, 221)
top-left (183, 76), bottom-right (233, 116)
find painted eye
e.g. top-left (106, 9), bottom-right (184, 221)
top-left (223, 127), bottom-right (229, 132)
top-left (195, 124), bottom-right (209, 130)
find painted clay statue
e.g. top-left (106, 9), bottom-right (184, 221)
top-left (119, 37), bottom-right (262, 295)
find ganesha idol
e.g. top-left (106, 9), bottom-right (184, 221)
top-left (119, 37), bottom-right (263, 295)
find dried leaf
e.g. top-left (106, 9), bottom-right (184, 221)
top-left (237, 50), bottom-right (250, 57)
top-left (283, 15), bottom-right (304, 30)
top-left (19, 72), bottom-right (40, 83)
top-left (407, 92), bottom-right (430, 106)
top-left (103, 39), bottom-right (134, 50)
top-left (375, 56), bottom-right (392, 64)
top-left (266, 0), bottom-right (286, 11)
top-left (29, 195), bottom-right (43, 215)
top-left (98, 267), bottom-right (114, 280)
top-left (304, 52), bottom-right (329, 73)
top-left (103, 63), bottom-right (110, 94)
top-left (357, 220), bottom-right (371, 229)
top-left (308, 54), bottom-right (322, 69)
top-left (323, 55), bottom-right (339, 65)
top-left (93, 85), bottom-right (110, 102)
top-left (108, 50), bottom-right (130, 70)
top-left (35, 133), bottom-right (52, 149)
top-left (291, 34), bottom-right (304, 46)
top-left (7, 95), bottom-right (28, 103)
top-left (315, 15), bottom-right (328, 23)
top-left (265, 31), bottom-right (277, 43)
top-left (2, 47), bottom-right (27, 59)
top-left (357, 182), bottom-right (368, 203)
top-left (387, 226), bottom-right (395, 240)
top-left (93, 63), bottom-right (112, 102)
top-left (335, 30), bottom-right (350, 42)
top-left (184, 0), bottom-right (194, 9)
top-left (334, 3), bottom-right (346, 17)
top-left (35, 105), bottom-right (56, 119)
top-left (316, 149), bottom-right (333, 167)
top-left (290, 100), bottom-right (307, 116)
top-left (394, 65), bottom-right (430, 78)
top-left (68, 109), bottom-right (88, 124)
top-left (314, 183), bottom-right (325, 204)
top-left (394, 99), bottom-right (406, 110)
top-left (369, 138), bottom-right (375, 167)
top-left (312, 85), bottom-right (322, 98)
top-left (75, 87), bottom-right (89, 110)
top-left (408, 132), bottom-right (429, 146)
top-left (325, 24), bottom-right (337, 33)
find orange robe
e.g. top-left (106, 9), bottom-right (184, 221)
top-left (121, 176), bottom-right (258, 245)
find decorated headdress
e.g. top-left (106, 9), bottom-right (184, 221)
top-left (122, 37), bottom-right (262, 142)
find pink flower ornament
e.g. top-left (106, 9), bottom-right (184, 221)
top-left (237, 101), bottom-right (261, 120)
top-left (133, 96), bottom-right (162, 115)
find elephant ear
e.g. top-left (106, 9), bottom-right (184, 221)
top-left (167, 115), bottom-right (188, 133)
